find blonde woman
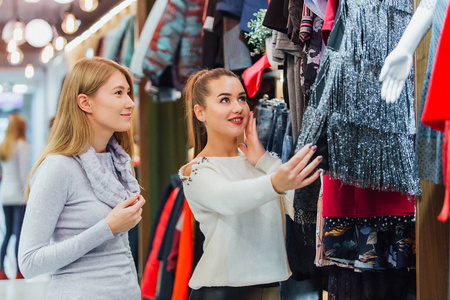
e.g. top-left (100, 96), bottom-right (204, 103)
top-left (18, 57), bottom-right (145, 299)
top-left (0, 113), bottom-right (29, 280)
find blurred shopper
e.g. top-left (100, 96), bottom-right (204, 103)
top-left (0, 113), bottom-right (29, 280)
top-left (18, 57), bottom-right (145, 299)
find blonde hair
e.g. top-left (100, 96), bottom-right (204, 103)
top-left (0, 113), bottom-right (27, 161)
top-left (25, 57), bottom-right (135, 197)
top-left (184, 68), bottom-right (239, 157)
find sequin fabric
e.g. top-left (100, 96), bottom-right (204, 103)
top-left (296, 0), bottom-right (421, 196)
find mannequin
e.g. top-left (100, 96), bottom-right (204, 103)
top-left (379, 0), bottom-right (436, 103)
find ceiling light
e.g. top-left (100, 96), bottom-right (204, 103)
top-left (2, 20), bottom-right (26, 45)
top-left (0, 85), bottom-right (3, 93)
top-left (40, 44), bottom-right (55, 63)
top-left (25, 64), bottom-right (35, 79)
top-left (7, 40), bottom-right (17, 53)
top-left (7, 49), bottom-right (24, 65)
top-left (79, 0), bottom-right (98, 12)
top-left (12, 21), bottom-right (26, 44)
top-left (25, 19), bottom-right (53, 48)
top-left (12, 84), bottom-right (28, 94)
top-left (53, 36), bottom-right (67, 51)
top-left (53, 0), bottom-right (74, 3)
top-left (25, 0), bottom-right (40, 3)
top-left (61, 13), bottom-right (80, 34)
top-left (66, 0), bottom-right (137, 52)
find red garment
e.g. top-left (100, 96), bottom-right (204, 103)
top-left (423, 7), bottom-right (450, 222)
top-left (438, 121), bottom-right (450, 222)
top-left (322, 175), bottom-right (415, 218)
top-left (242, 55), bottom-right (271, 98)
top-left (172, 200), bottom-right (194, 300)
top-left (422, 5), bottom-right (450, 132)
top-left (321, 0), bottom-right (339, 45)
top-left (166, 229), bottom-right (181, 273)
top-left (141, 187), bottom-right (180, 299)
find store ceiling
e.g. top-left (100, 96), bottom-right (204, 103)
top-left (0, 0), bottom-right (124, 70)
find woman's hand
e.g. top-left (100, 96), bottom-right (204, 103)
top-left (105, 193), bottom-right (146, 234)
top-left (271, 143), bottom-right (322, 193)
top-left (239, 111), bottom-right (266, 166)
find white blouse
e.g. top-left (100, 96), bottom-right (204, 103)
top-left (179, 151), bottom-right (295, 289)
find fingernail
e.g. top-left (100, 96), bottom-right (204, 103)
top-left (311, 145), bottom-right (317, 151)
top-left (307, 143), bottom-right (313, 148)
top-left (317, 156), bottom-right (323, 161)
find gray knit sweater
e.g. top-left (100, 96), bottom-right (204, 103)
top-left (18, 141), bottom-right (140, 300)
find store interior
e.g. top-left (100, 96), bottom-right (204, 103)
top-left (0, 0), bottom-right (449, 299)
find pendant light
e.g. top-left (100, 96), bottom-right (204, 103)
top-left (7, 49), bottom-right (24, 65)
top-left (79, 0), bottom-right (98, 12)
top-left (25, 19), bottom-right (53, 48)
top-left (53, 36), bottom-right (67, 51)
top-left (61, 12), bottom-right (80, 34)
top-left (2, 0), bottom-right (26, 45)
top-left (12, 21), bottom-right (26, 45)
top-left (25, 64), bottom-right (35, 79)
top-left (2, 20), bottom-right (26, 45)
top-left (7, 40), bottom-right (18, 53)
top-left (40, 44), bottom-right (55, 64)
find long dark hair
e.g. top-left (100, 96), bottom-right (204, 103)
top-left (184, 68), bottom-right (239, 157)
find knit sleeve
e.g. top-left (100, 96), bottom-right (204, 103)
top-left (279, 189), bottom-right (295, 220)
top-left (18, 155), bottom-right (114, 279)
top-left (255, 151), bottom-right (283, 174)
top-left (179, 158), bottom-right (282, 215)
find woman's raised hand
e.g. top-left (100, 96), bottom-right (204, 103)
top-left (105, 193), bottom-right (146, 234)
top-left (239, 111), bottom-right (266, 166)
top-left (271, 144), bottom-right (322, 193)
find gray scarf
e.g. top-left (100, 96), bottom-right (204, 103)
top-left (73, 137), bottom-right (140, 208)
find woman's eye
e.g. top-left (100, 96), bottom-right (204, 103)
top-left (220, 98), bottom-right (229, 103)
top-left (115, 90), bottom-right (123, 95)
top-left (239, 97), bottom-right (247, 102)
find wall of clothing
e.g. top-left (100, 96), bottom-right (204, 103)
top-left (131, 0), bottom-right (450, 298)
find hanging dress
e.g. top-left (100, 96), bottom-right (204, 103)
top-left (295, 0), bottom-right (421, 196)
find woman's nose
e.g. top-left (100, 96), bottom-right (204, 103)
top-left (232, 100), bottom-right (243, 113)
top-left (126, 95), bottom-right (135, 109)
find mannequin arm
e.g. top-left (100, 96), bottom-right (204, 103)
top-left (379, 0), bottom-right (436, 103)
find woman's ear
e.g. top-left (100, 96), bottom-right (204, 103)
top-left (77, 94), bottom-right (92, 113)
top-left (194, 104), bottom-right (205, 122)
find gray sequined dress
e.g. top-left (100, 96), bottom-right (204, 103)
top-left (416, 0), bottom-right (448, 185)
top-left (296, 0), bottom-right (421, 195)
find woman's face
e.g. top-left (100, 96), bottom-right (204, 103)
top-left (195, 76), bottom-right (249, 139)
top-left (86, 70), bottom-right (135, 137)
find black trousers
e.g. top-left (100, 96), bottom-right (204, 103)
top-left (189, 283), bottom-right (280, 300)
top-left (0, 205), bottom-right (25, 270)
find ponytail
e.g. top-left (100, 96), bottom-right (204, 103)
top-left (183, 68), bottom-right (239, 157)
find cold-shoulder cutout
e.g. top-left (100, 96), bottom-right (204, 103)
top-left (183, 161), bottom-right (197, 177)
